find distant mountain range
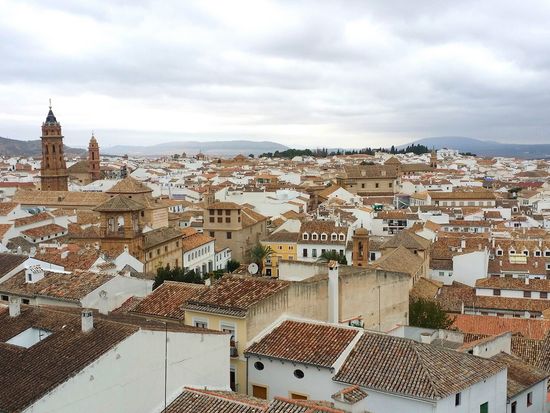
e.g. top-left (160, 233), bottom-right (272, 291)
top-left (102, 140), bottom-right (289, 157)
top-left (0, 136), bottom-right (85, 157)
top-left (400, 137), bottom-right (550, 158)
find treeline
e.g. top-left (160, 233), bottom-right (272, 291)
top-left (260, 143), bottom-right (431, 158)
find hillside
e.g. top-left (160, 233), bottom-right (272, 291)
top-left (103, 140), bottom-right (289, 156)
top-left (0, 136), bottom-right (86, 157)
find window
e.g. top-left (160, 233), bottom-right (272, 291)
top-left (494, 289), bottom-right (501, 296)
top-left (226, 232), bottom-right (232, 239)
top-left (511, 401), bottom-right (517, 413)
top-left (311, 233), bottom-right (318, 241)
top-left (165, 246), bottom-right (168, 252)
top-left (254, 361), bottom-right (264, 371)
top-left (331, 233), bottom-right (337, 241)
top-left (524, 291), bottom-right (531, 298)
top-left (535, 250), bottom-right (541, 257)
top-left (527, 391), bottom-right (533, 406)
top-left (210, 217), bottom-right (215, 223)
top-left (22, 299), bottom-right (30, 305)
top-left (523, 250), bottom-right (529, 256)
top-left (320, 233), bottom-right (327, 241)
top-left (439, 271), bottom-right (445, 276)
top-left (225, 209), bottom-right (231, 215)
top-left (496, 249), bottom-right (503, 256)
top-left (312, 249), bottom-right (317, 258)
top-left (545, 250), bottom-right (550, 257)
top-left (541, 292), bottom-right (548, 299)
top-left (290, 393), bottom-right (308, 400)
top-left (455, 393), bottom-right (461, 406)
top-left (193, 319), bottom-right (208, 328)
top-left (209, 209), bottom-right (215, 215)
top-left (217, 217), bottom-right (223, 223)
top-left (1, 295), bottom-right (8, 301)
top-left (293, 369), bottom-right (304, 379)
top-left (480, 402), bottom-right (488, 413)
top-left (303, 249), bottom-right (308, 257)
top-left (339, 234), bottom-right (345, 241)
top-left (302, 233), bottom-right (309, 240)
top-left (209, 231), bottom-right (215, 237)
top-left (389, 182), bottom-right (393, 188)
top-left (225, 217), bottom-right (231, 223)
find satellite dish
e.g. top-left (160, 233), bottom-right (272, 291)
top-left (248, 263), bottom-right (259, 275)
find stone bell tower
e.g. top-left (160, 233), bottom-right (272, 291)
top-left (88, 133), bottom-right (100, 182)
top-left (40, 101), bottom-right (68, 191)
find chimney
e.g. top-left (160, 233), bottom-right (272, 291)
top-left (534, 261), bottom-right (538, 269)
top-left (525, 277), bottom-right (530, 285)
top-left (460, 237), bottom-right (466, 249)
top-left (60, 250), bottom-right (69, 259)
top-left (98, 290), bottom-right (109, 315)
top-left (81, 309), bottom-right (94, 333)
top-left (328, 261), bottom-right (339, 324)
top-left (9, 297), bottom-right (21, 317)
top-left (491, 237), bottom-right (495, 248)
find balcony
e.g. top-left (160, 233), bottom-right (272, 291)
top-left (230, 340), bottom-right (239, 358)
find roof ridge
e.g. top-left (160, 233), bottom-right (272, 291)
top-left (410, 342), bottom-right (441, 399)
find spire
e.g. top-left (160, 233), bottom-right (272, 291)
top-left (45, 99), bottom-right (58, 125)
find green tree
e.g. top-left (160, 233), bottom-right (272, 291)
top-left (153, 266), bottom-right (203, 289)
top-left (317, 250), bottom-right (347, 265)
top-left (409, 297), bottom-right (453, 329)
top-left (250, 244), bottom-right (273, 274)
top-left (226, 259), bottom-right (240, 273)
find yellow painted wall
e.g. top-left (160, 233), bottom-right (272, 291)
top-left (261, 241), bottom-right (297, 277)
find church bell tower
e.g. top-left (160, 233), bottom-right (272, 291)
top-left (40, 101), bottom-right (68, 191)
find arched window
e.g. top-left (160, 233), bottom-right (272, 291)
top-left (311, 233), bottom-right (318, 241)
top-left (302, 233), bottom-right (309, 241)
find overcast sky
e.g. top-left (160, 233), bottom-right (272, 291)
top-left (1, 0), bottom-right (549, 148)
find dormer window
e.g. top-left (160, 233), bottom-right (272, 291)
top-left (509, 250), bottom-right (516, 255)
top-left (523, 250), bottom-right (529, 257)
top-left (320, 233), bottom-right (327, 241)
top-left (302, 233), bottom-right (309, 241)
top-left (535, 250), bottom-right (541, 257)
top-left (339, 234), bottom-right (345, 241)
top-left (331, 233), bottom-right (337, 241)
top-left (311, 233), bottom-right (318, 241)
top-left (496, 249), bottom-right (503, 256)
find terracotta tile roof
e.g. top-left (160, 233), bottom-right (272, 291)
top-left (452, 314), bottom-right (550, 340)
top-left (267, 397), bottom-right (345, 413)
top-left (94, 194), bottom-right (145, 212)
top-left (262, 230), bottom-right (300, 243)
top-left (380, 230), bottom-right (431, 250)
top-left (21, 223), bottom-right (66, 239)
top-left (0, 306), bottom-right (138, 412)
top-left (245, 320), bottom-right (359, 368)
top-left (143, 227), bottom-right (182, 250)
top-left (344, 165), bottom-right (398, 179)
top-left (476, 277), bottom-right (550, 292)
top-left (429, 190), bottom-right (496, 200)
top-left (468, 295), bottom-right (550, 313)
top-left (371, 246), bottom-right (424, 276)
top-left (0, 202), bottom-right (18, 215)
top-left (0, 223), bottom-right (12, 240)
top-left (334, 332), bottom-right (505, 400)
top-left (13, 190), bottom-right (109, 208)
top-left (166, 388), bottom-right (267, 413)
top-left (131, 282), bottom-right (207, 320)
top-left (13, 211), bottom-right (52, 227)
top-left (491, 352), bottom-right (549, 398)
top-left (434, 282), bottom-right (476, 313)
top-left (181, 232), bottom-right (214, 252)
top-left (241, 207), bottom-right (268, 227)
top-left (184, 276), bottom-right (290, 317)
top-left (331, 385), bottom-right (368, 405)
top-left (0, 270), bottom-right (112, 302)
top-left (207, 201), bottom-right (241, 210)
top-left (410, 277), bottom-right (443, 300)
top-left (0, 253), bottom-right (27, 277)
top-left (106, 176), bottom-right (152, 194)
top-left (33, 247), bottom-right (100, 271)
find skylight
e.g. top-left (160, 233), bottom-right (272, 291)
top-left (6, 327), bottom-right (52, 348)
